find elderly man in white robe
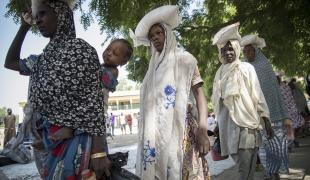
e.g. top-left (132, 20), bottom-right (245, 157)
top-left (211, 23), bottom-right (273, 180)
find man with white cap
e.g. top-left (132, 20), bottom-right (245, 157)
top-left (211, 23), bottom-right (273, 180)
top-left (241, 35), bottom-right (290, 178)
top-left (130, 5), bottom-right (210, 180)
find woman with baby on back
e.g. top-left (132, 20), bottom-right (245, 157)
top-left (5, 0), bottom-right (132, 179)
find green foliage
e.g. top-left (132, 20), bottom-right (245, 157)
top-left (126, 46), bottom-right (150, 83)
top-left (116, 78), bottom-right (134, 91)
top-left (0, 107), bottom-right (7, 125)
top-left (5, 0), bottom-right (310, 100)
top-left (5, 0), bottom-right (31, 23)
top-left (235, 0), bottom-right (310, 77)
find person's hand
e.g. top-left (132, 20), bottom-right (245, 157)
top-left (263, 117), bottom-right (274, 139)
top-left (283, 118), bottom-right (292, 127)
top-left (91, 156), bottom-right (112, 180)
top-left (48, 127), bottom-right (73, 142)
top-left (32, 140), bottom-right (44, 150)
top-left (91, 135), bottom-right (111, 179)
top-left (196, 126), bottom-right (210, 156)
top-left (21, 6), bottom-right (33, 28)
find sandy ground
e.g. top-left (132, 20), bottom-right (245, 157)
top-left (0, 130), bottom-right (309, 179)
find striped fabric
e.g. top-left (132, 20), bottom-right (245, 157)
top-left (42, 120), bottom-right (95, 180)
top-left (246, 48), bottom-right (289, 123)
top-left (259, 122), bottom-right (289, 176)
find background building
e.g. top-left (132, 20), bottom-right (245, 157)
top-left (18, 90), bottom-right (141, 127)
top-left (108, 90), bottom-right (140, 127)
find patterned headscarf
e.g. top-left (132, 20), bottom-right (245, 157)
top-left (29, 1), bottom-right (105, 135)
top-left (245, 46), bottom-right (288, 122)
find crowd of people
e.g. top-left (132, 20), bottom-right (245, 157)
top-left (106, 113), bottom-right (135, 136)
top-left (2, 1), bottom-right (310, 180)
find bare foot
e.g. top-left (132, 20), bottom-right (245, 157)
top-left (32, 140), bottom-right (44, 150)
top-left (48, 127), bottom-right (73, 142)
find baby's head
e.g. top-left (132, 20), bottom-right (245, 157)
top-left (103, 39), bottom-right (133, 67)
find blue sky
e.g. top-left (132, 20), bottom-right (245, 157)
top-left (0, 0), bottom-right (130, 113)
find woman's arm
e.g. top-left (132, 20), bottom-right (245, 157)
top-left (4, 21), bottom-right (31, 71)
top-left (192, 83), bottom-right (210, 155)
top-left (192, 84), bottom-right (208, 129)
top-left (91, 135), bottom-right (112, 178)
